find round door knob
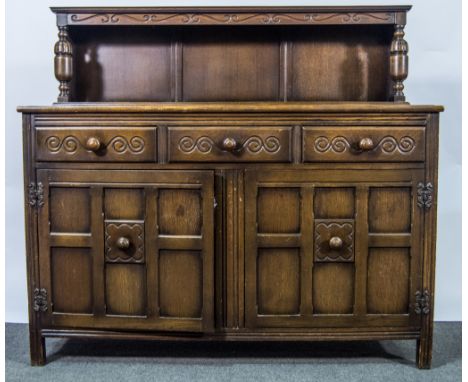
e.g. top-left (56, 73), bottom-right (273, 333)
top-left (358, 137), bottom-right (374, 151)
top-left (329, 236), bottom-right (343, 250)
top-left (85, 137), bottom-right (101, 152)
top-left (221, 137), bottom-right (238, 152)
top-left (116, 237), bottom-right (130, 250)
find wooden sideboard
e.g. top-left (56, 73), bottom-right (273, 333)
top-left (18, 6), bottom-right (442, 368)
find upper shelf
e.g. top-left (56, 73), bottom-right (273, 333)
top-left (51, 6), bottom-right (412, 104)
top-left (51, 6), bottom-right (411, 26)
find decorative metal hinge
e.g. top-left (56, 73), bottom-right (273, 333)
top-left (417, 182), bottom-right (433, 209)
top-left (415, 289), bottom-right (430, 315)
top-left (28, 182), bottom-right (44, 208)
top-left (33, 288), bottom-right (48, 312)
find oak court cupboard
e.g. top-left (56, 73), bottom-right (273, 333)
top-left (18, 5), bottom-right (443, 368)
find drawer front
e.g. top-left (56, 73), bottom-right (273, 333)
top-left (303, 127), bottom-right (425, 162)
top-left (36, 127), bottom-right (157, 162)
top-left (168, 126), bottom-right (292, 162)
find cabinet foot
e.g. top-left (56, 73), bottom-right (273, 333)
top-left (416, 337), bottom-right (432, 369)
top-left (29, 329), bottom-right (46, 366)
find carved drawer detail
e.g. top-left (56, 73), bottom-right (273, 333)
top-left (179, 135), bottom-right (281, 155)
top-left (36, 127), bottom-right (157, 162)
top-left (314, 135), bottom-right (416, 154)
top-left (45, 135), bottom-right (145, 154)
top-left (168, 126), bottom-right (292, 162)
top-left (303, 126), bottom-right (425, 162)
top-left (105, 221), bottom-right (145, 263)
top-left (314, 219), bottom-right (355, 262)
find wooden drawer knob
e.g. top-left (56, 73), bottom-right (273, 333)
top-left (221, 137), bottom-right (238, 152)
top-left (85, 137), bottom-right (101, 152)
top-left (358, 137), bottom-right (374, 151)
top-left (329, 236), bottom-right (343, 250)
top-left (116, 236), bottom-right (131, 250)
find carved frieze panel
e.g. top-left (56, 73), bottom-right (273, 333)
top-left (302, 127), bottom-right (425, 162)
top-left (313, 135), bottom-right (416, 155)
top-left (314, 219), bottom-right (355, 262)
top-left (36, 127), bottom-right (157, 162)
top-left (168, 127), bottom-right (292, 163)
top-left (44, 135), bottom-right (145, 154)
top-left (66, 12), bottom-right (395, 26)
top-left (105, 221), bottom-right (145, 263)
top-left (178, 135), bottom-right (281, 155)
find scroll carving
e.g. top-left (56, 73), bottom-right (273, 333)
top-left (314, 220), bottom-right (354, 262)
top-left (242, 136), bottom-right (281, 154)
top-left (105, 222), bottom-right (145, 263)
top-left (44, 135), bottom-right (145, 155)
top-left (314, 135), bottom-right (415, 154)
top-left (68, 12), bottom-right (395, 26)
top-left (178, 136), bottom-right (281, 155)
top-left (179, 136), bottom-right (215, 154)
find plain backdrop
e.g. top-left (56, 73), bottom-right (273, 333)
top-left (5, 0), bottom-right (461, 322)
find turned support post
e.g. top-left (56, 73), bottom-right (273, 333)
top-left (54, 26), bottom-right (73, 102)
top-left (390, 24), bottom-right (408, 102)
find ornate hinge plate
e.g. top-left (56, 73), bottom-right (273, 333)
top-left (417, 182), bottom-right (433, 209)
top-left (28, 182), bottom-right (44, 208)
top-left (33, 288), bottom-right (48, 312)
top-left (415, 289), bottom-right (430, 315)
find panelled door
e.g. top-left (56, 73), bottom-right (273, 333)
top-left (37, 169), bottom-right (214, 332)
top-left (245, 168), bottom-right (424, 329)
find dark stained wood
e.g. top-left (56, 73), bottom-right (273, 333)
top-left (19, 6), bottom-right (441, 369)
top-left (105, 264), bottom-right (147, 316)
top-left (368, 187), bottom-right (411, 232)
top-left (36, 127), bottom-right (157, 162)
top-left (18, 103), bottom-right (443, 113)
top-left (70, 27), bottom-right (173, 102)
top-left (244, 168), bottom-right (424, 330)
top-left (257, 188), bottom-right (300, 233)
top-left (49, 187), bottom-right (90, 232)
top-left (302, 126), bottom-right (425, 162)
top-left (51, 248), bottom-right (93, 313)
top-left (367, 248), bottom-right (410, 314)
top-left (313, 263), bottom-right (355, 314)
top-left (167, 126), bottom-right (292, 163)
top-left (314, 187), bottom-right (355, 219)
top-left (104, 188), bottom-right (145, 220)
top-left (290, 26), bottom-right (392, 101)
top-left (182, 28), bottom-right (280, 101)
top-left (158, 189), bottom-right (202, 235)
top-left (257, 248), bottom-right (300, 315)
top-left (159, 250), bottom-right (203, 318)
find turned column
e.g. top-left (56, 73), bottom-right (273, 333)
top-left (54, 26), bottom-right (73, 102)
top-left (390, 24), bottom-right (408, 102)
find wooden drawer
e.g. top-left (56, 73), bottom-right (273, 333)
top-left (302, 126), bottom-right (425, 162)
top-left (36, 127), bottom-right (157, 162)
top-left (168, 126), bottom-right (292, 162)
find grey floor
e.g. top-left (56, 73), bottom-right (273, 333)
top-left (6, 322), bottom-right (461, 382)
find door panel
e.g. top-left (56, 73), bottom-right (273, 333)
top-left (245, 168), bottom-right (423, 329)
top-left (37, 169), bottom-right (214, 332)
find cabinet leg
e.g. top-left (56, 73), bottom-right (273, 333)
top-left (416, 337), bottom-right (432, 369)
top-left (29, 328), bottom-right (46, 366)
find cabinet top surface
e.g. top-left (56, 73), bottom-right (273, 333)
top-left (17, 102), bottom-right (443, 114)
top-left (51, 6), bottom-right (412, 13)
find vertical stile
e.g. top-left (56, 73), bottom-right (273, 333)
top-left (354, 186), bottom-right (369, 316)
